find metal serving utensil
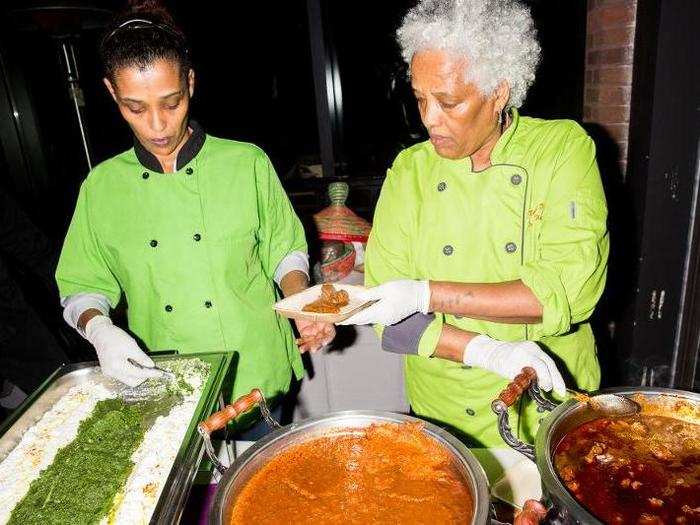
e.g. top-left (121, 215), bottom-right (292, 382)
top-left (116, 358), bottom-right (178, 406)
top-left (493, 368), bottom-right (643, 461)
top-left (566, 388), bottom-right (641, 417)
top-left (108, 359), bottom-right (184, 427)
top-left (494, 367), bottom-right (641, 418)
top-left (127, 358), bottom-right (176, 380)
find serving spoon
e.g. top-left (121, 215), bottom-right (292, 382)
top-left (566, 388), bottom-right (641, 417)
top-left (497, 367), bottom-right (641, 418)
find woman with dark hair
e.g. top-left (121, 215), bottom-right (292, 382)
top-left (55, 0), bottom-right (334, 433)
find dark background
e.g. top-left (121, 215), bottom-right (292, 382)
top-left (0, 0), bottom-right (587, 232)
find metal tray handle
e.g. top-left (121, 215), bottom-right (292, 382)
top-left (197, 388), bottom-right (277, 474)
top-left (497, 367), bottom-right (537, 407)
top-left (198, 389), bottom-right (264, 434)
top-left (490, 367), bottom-right (557, 461)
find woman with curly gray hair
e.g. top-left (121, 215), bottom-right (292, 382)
top-left (343, 0), bottom-right (609, 448)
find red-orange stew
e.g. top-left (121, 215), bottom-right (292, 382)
top-left (554, 415), bottom-right (699, 524)
top-left (230, 422), bottom-right (473, 525)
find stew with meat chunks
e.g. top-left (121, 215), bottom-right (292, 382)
top-left (554, 415), bottom-right (699, 524)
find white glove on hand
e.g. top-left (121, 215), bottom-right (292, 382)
top-left (85, 315), bottom-right (161, 388)
top-left (338, 280), bottom-right (430, 326)
top-left (463, 335), bottom-right (566, 396)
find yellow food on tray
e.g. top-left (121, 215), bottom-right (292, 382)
top-left (301, 284), bottom-right (349, 314)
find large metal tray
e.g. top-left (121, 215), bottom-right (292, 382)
top-left (0, 351), bottom-right (232, 524)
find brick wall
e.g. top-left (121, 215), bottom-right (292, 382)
top-left (584, 0), bottom-right (638, 175)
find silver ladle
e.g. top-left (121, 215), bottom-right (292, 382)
top-left (492, 368), bottom-right (642, 461)
top-left (494, 367), bottom-right (641, 419)
top-left (566, 388), bottom-right (641, 417)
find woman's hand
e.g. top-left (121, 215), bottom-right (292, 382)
top-left (338, 280), bottom-right (431, 326)
top-left (279, 270), bottom-right (336, 353)
top-left (85, 315), bottom-right (162, 387)
top-left (513, 500), bottom-right (547, 525)
top-left (294, 319), bottom-right (336, 353)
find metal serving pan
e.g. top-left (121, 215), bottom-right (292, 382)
top-left (201, 402), bottom-right (490, 525)
top-left (492, 368), bottom-right (700, 524)
top-left (0, 351), bottom-right (232, 524)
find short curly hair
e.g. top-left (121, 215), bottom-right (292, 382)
top-left (397, 0), bottom-right (541, 108)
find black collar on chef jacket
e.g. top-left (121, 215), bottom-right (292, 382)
top-left (133, 119), bottom-right (205, 173)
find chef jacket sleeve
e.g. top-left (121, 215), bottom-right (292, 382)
top-left (520, 125), bottom-right (609, 339)
top-left (274, 251), bottom-right (310, 285)
top-left (254, 150), bottom-right (308, 281)
top-left (365, 163), bottom-right (444, 357)
top-left (55, 180), bottom-right (122, 308)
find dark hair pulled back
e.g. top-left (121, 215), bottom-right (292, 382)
top-left (100, 0), bottom-right (190, 82)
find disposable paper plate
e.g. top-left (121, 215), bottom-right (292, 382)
top-left (491, 458), bottom-right (542, 509)
top-left (273, 284), bottom-right (374, 323)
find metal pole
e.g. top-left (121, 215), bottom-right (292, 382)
top-left (59, 38), bottom-right (92, 171)
top-left (306, 0), bottom-right (335, 178)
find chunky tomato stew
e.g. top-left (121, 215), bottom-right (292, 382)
top-left (230, 422), bottom-right (473, 525)
top-left (554, 415), bottom-right (699, 524)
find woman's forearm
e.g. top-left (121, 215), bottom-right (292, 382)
top-left (429, 280), bottom-right (543, 323)
top-left (77, 308), bottom-right (105, 332)
top-left (279, 270), bottom-right (309, 297)
top-left (431, 324), bottom-right (478, 362)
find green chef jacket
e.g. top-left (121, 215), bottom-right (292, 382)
top-left (367, 109), bottom-right (609, 447)
top-left (56, 122), bottom-right (305, 405)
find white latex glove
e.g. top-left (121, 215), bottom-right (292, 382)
top-left (338, 279), bottom-right (430, 326)
top-left (463, 335), bottom-right (566, 396)
top-left (85, 315), bottom-right (161, 387)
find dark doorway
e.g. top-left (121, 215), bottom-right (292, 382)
top-left (615, 0), bottom-right (700, 391)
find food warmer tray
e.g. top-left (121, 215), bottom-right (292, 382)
top-left (0, 351), bottom-right (231, 525)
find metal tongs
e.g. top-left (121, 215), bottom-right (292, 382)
top-left (117, 358), bottom-right (178, 403)
top-left (127, 357), bottom-right (176, 380)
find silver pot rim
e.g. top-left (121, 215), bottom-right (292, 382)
top-left (535, 385), bottom-right (700, 524)
top-left (210, 409), bottom-right (491, 525)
